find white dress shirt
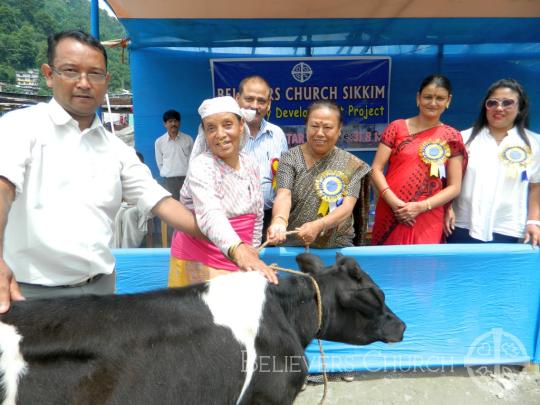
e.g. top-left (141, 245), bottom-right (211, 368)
top-left (154, 131), bottom-right (193, 177)
top-left (453, 126), bottom-right (540, 241)
top-left (0, 99), bottom-right (170, 286)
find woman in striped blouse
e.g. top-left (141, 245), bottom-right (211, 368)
top-left (168, 96), bottom-right (278, 287)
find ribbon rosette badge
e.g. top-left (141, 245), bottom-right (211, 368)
top-left (271, 158), bottom-right (279, 190)
top-left (419, 140), bottom-right (451, 178)
top-left (314, 170), bottom-right (349, 217)
top-left (500, 145), bottom-right (531, 180)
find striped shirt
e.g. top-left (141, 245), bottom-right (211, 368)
top-left (243, 120), bottom-right (288, 209)
top-left (179, 151), bottom-right (264, 255)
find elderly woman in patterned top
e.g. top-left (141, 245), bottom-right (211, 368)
top-left (168, 96), bottom-right (277, 287)
top-left (267, 100), bottom-right (371, 248)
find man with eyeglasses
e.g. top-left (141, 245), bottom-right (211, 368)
top-left (0, 30), bottom-right (271, 312)
top-left (235, 75), bottom-right (288, 238)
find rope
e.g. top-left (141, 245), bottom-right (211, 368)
top-left (259, 231), bottom-right (326, 403)
top-left (269, 264), bottom-right (328, 405)
top-left (258, 230), bottom-right (299, 251)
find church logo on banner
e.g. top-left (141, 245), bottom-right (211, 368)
top-left (211, 57), bottom-right (391, 150)
top-left (291, 62), bottom-right (313, 83)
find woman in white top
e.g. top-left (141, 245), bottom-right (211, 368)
top-left (445, 79), bottom-right (540, 246)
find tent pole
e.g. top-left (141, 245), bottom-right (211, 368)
top-left (90, 0), bottom-right (102, 117)
top-left (437, 44), bottom-right (444, 73)
top-left (90, 0), bottom-right (100, 39)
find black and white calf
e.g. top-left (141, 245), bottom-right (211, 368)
top-left (0, 253), bottom-right (405, 405)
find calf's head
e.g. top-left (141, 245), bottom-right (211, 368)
top-left (296, 252), bottom-right (405, 345)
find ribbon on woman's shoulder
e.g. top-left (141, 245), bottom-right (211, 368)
top-left (419, 139), bottom-right (451, 178)
top-left (314, 170), bottom-right (349, 216)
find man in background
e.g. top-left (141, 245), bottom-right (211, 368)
top-left (236, 75), bottom-right (288, 235)
top-left (154, 109), bottom-right (193, 200)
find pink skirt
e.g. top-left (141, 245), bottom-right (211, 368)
top-left (170, 213), bottom-right (256, 271)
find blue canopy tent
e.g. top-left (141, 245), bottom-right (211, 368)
top-left (101, 0), bottom-right (540, 371)
top-left (104, 0), bottom-right (540, 176)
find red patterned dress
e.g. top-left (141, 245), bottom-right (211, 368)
top-left (371, 119), bottom-right (467, 245)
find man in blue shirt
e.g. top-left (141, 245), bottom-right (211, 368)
top-left (236, 76), bottom-right (288, 237)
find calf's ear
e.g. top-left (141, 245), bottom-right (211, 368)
top-left (296, 253), bottom-right (325, 275)
top-left (336, 255), bottom-right (363, 281)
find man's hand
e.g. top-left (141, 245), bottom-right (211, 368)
top-left (0, 259), bottom-right (25, 314)
top-left (234, 243), bottom-right (278, 285)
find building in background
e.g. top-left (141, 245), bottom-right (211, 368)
top-left (15, 69), bottom-right (40, 94)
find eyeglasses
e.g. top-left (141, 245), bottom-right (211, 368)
top-left (241, 96), bottom-right (269, 105)
top-left (51, 66), bottom-right (107, 84)
top-left (485, 98), bottom-right (517, 110)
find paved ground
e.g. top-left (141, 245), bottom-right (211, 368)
top-left (294, 366), bottom-right (540, 405)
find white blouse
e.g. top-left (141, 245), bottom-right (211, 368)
top-left (453, 126), bottom-right (540, 241)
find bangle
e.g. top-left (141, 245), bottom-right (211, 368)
top-left (227, 241), bottom-right (243, 262)
top-left (380, 187), bottom-right (390, 198)
top-left (319, 218), bottom-right (327, 236)
top-left (425, 199), bottom-right (432, 211)
top-left (526, 220), bottom-right (540, 227)
top-left (272, 215), bottom-right (288, 226)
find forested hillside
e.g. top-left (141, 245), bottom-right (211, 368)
top-left (0, 0), bottom-right (130, 93)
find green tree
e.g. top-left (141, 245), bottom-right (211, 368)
top-left (12, 24), bottom-right (40, 69)
top-left (33, 10), bottom-right (60, 37)
top-left (0, 65), bottom-right (16, 82)
top-left (0, 0), bottom-right (131, 93)
top-left (0, 5), bottom-right (21, 34)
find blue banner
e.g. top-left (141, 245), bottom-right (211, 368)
top-left (211, 57), bottom-right (390, 150)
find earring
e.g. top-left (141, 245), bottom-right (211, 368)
top-left (416, 102), bottom-right (419, 107)
top-left (446, 104), bottom-right (450, 109)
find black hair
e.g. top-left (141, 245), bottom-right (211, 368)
top-left (468, 78), bottom-right (530, 147)
top-left (238, 75), bottom-right (272, 99)
top-left (418, 74), bottom-right (452, 95)
top-left (47, 30), bottom-right (108, 67)
top-left (305, 100), bottom-right (343, 125)
top-left (163, 109), bottom-right (181, 122)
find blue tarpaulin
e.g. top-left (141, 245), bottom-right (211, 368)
top-left (114, 244), bottom-right (540, 370)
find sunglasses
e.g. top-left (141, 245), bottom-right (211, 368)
top-left (485, 98), bottom-right (517, 110)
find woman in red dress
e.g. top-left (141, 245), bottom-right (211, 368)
top-left (371, 74), bottom-right (467, 245)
